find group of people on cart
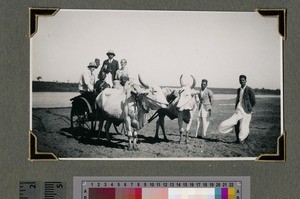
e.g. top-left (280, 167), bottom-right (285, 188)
top-left (78, 50), bottom-right (131, 97)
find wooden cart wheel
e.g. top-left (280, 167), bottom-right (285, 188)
top-left (70, 99), bottom-right (96, 133)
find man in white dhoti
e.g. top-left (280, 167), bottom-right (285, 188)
top-left (195, 79), bottom-right (214, 138)
top-left (218, 75), bottom-right (256, 143)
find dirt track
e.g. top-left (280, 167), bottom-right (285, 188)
top-left (32, 97), bottom-right (280, 158)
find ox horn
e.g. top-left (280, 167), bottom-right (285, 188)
top-left (179, 74), bottom-right (184, 87)
top-left (190, 75), bottom-right (196, 89)
top-left (138, 74), bottom-right (149, 88)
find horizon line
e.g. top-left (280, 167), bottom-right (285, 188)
top-left (32, 80), bottom-right (280, 91)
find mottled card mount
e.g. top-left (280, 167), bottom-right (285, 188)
top-left (256, 132), bottom-right (286, 162)
top-left (29, 7), bottom-right (60, 38)
top-left (28, 131), bottom-right (58, 162)
top-left (256, 9), bottom-right (287, 40)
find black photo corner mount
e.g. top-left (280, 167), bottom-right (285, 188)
top-left (29, 7), bottom-right (60, 38)
top-left (29, 7), bottom-right (60, 161)
top-left (28, 131), bottom-right (59, 162)
top-left (256, 9), bottom-right (287, 40)
top-left (256, 132), bottom-right (286, 162)
top-left (255, 8), bottom-right (286, 162)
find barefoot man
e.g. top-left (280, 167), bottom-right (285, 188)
top-left (195, 79), bottom-right (214, 138)
top-left (218, 75), bottom-right (256, 143)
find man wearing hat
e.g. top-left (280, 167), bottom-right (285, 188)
top-left (78, 61), bottom-right (98, 95)
top-left (100, 50), bottom-right (119, 84)
top-left (195, 79), bottom-right (214, 138)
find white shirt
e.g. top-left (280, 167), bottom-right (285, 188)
top-left (239, 85), bottom-right (246, 102)
top-left (200, 89), bottom-right (205, 99)
top-left (236, 85), bottom-right (247, 114)
top-left (115, 67), bottom-right (129, 80)
top-left (78, 69), bottom-right (96, 92)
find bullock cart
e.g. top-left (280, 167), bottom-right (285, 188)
top-left (70, 92), bottom-right (123, 140)
top-left (70, 92), bottom-right (98, 133)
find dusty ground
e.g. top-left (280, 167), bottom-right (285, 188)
top-left (32, 97), bottom-right (280, 158)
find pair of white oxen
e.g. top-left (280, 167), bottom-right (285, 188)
top-left (95, 74), bottom-right (198, 150)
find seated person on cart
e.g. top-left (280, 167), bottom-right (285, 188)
top-left (78, 61), bottom-right (98, 95)
top-left (118, 74), bottom-right (141, 99)
top-left (114, 73), bottom-right (131, 90)
top-left (77, 61), bottom-right (99, 104)
top-left (94, 71), bottom-right (111, 95)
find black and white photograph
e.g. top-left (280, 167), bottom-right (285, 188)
top-left (30, 9), bottom-right (282, 160)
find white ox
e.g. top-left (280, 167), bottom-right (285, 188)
top-left (148, 75), bottom-right (198, 143)
top-left (95, 75), bottom-right (168, 150)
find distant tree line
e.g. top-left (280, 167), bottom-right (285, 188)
top-left (32, 81), bottom-right (78, 92)
top-left (200, 87), bottom-right (279, 95)
top-left (33, 81), bottom-right (280, 95)
top-left (253, 88), bottom-right (280, 95)
top-left (161, 86), bottom-right (280, 95)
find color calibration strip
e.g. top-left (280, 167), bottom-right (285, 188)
top-left (88, 187), bottom-right (236, 199)
top-left (73, 177), bottom-right (250, 199)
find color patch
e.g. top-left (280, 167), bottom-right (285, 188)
top-left (142, 188), bottom-right (168, 199)
top-left (221, 188), bottom-right (228, 199)
top-left (215, 188), bottom-right (222, 199)
top-left (196, 188), bottom-right (215, 199)
top-left (115, 188), bottom-right (142, 199)
top-left (228, 187), bottom-right (235, 199)
top-left (169, 188), bottom-right (216, 199)
top-left (89, 188), bottom-right (115, 199)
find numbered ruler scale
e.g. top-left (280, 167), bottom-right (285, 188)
top-left (19, 182), bottom-right (39, 199)
top-left (74, 177), bottom-right (249, 199)
top-left (19, 181), bottom-right (65, 199)
top-left (44, 182), bottom-right (65, 199)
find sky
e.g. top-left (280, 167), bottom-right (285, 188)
top-left (31, 10), bottom-right (282, 89)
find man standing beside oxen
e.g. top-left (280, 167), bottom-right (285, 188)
top-left (218, 75), bottom-right (256, 144)
top-left (195, 79), bottom-right (214, 139)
